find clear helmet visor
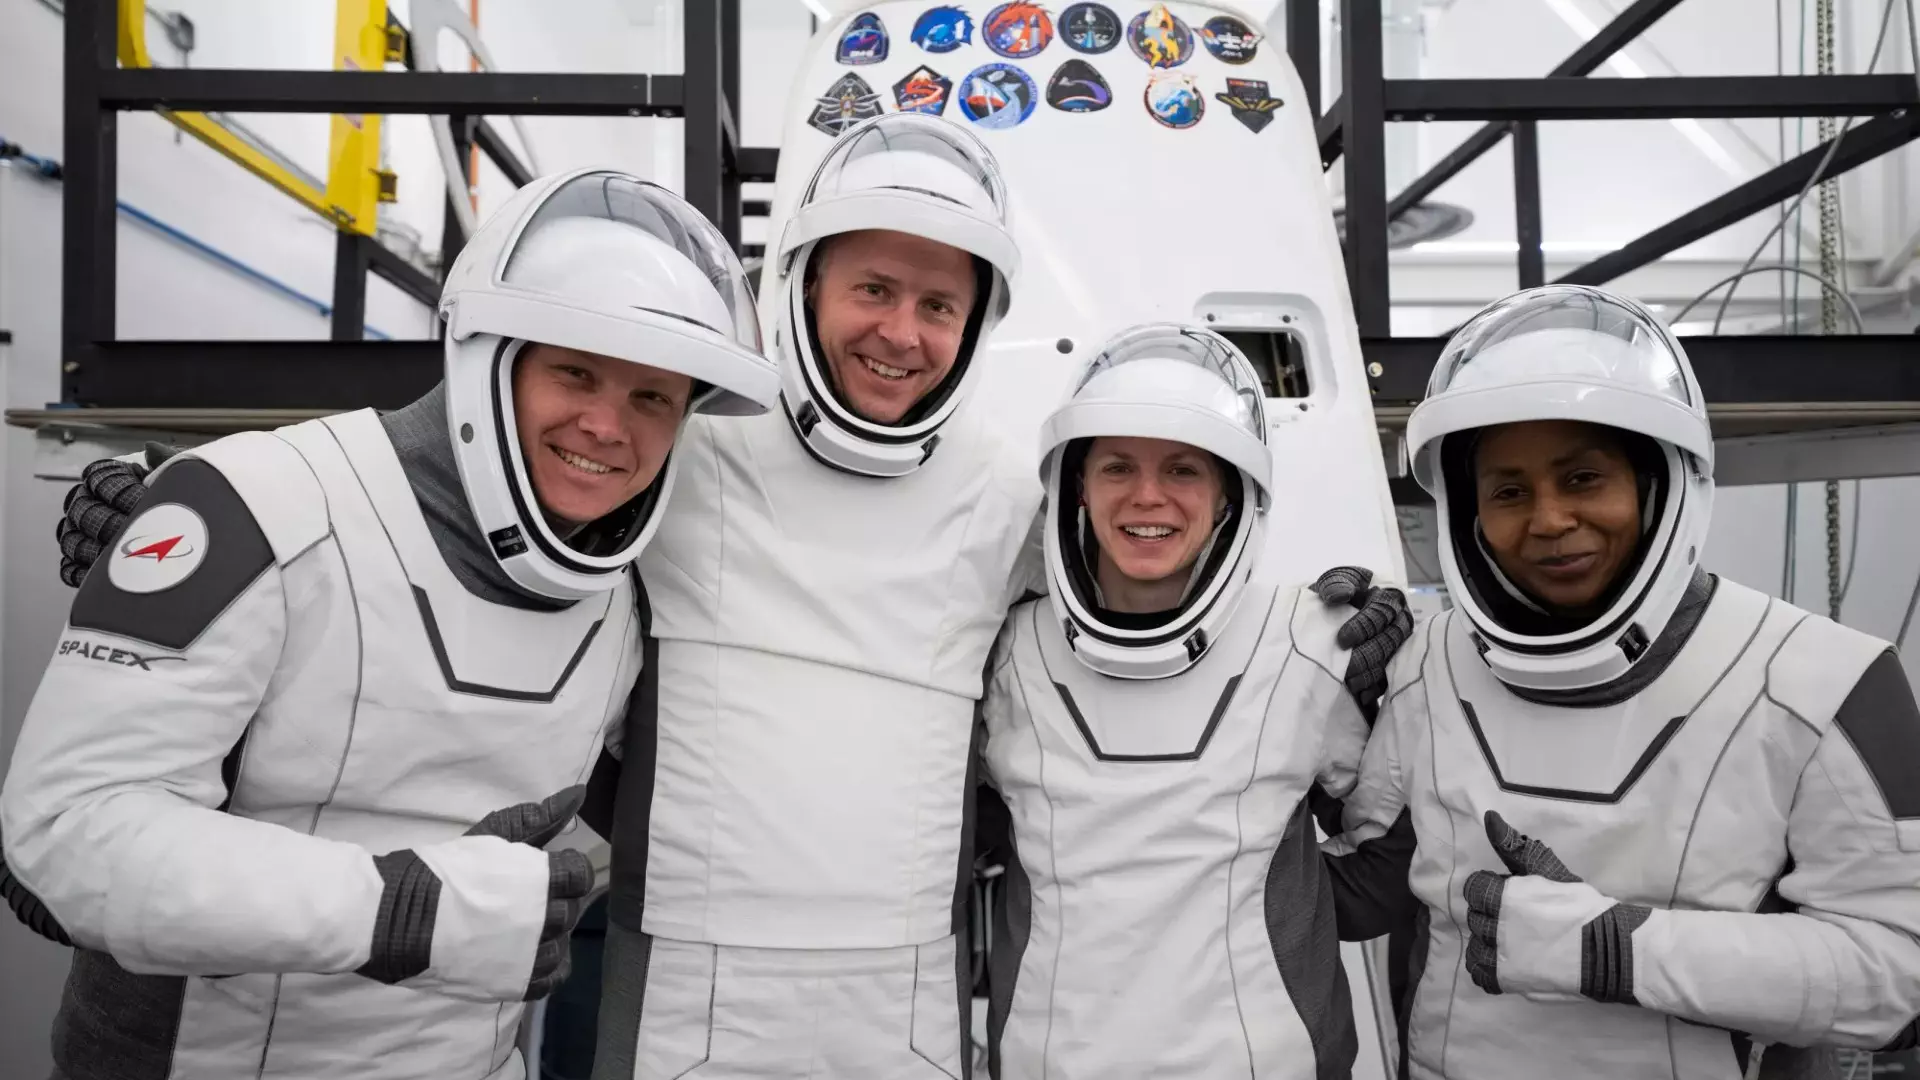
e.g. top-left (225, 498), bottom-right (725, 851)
top-left (1072, 324), bottom-right (1268, 439)
top-left (1429, 284), bottom-right (1692, 408)
top-left (500, 170), bottom-right (763, 356)
top-left (798, 112), bottom-right (1010, 225)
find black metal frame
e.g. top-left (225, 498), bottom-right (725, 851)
top-left (1298, 0), bottom-right (1920, 404)
top-left (60, 0), bottom-right (768, 410)
top-left (59, 1), bottom-right (1920, 412)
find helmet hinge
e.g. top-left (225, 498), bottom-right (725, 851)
top-left (1063, 620), bottom-right (1080, 650)
top-left (489, 525), bottom-right (529, 559)
top-left (1184, 629), bottom-right (1209, 662)
top-left (920, 433), bottom-right (942, 463)
top-left (1617, 624), bottom-right (1651, 662)
top-left (795, 399), bottom-right (821, 437)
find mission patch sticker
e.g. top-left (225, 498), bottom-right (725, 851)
top-left (809, 73), bottom-right (886, 135)
top-left (959, 62), bottom-right (1039, 129)
top-left (1046, 58), bottom-right (1113, 112)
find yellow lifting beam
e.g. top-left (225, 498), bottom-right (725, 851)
top-left (118, 0), bottom-right (400, 236)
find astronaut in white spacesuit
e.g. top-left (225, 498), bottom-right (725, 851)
top-left (1328, 284), bottom-right (1920, 1080)
top-left (0, 168), bottom-right (779, 1080)
top-left (980, 323), bottom-right (1414, 1080)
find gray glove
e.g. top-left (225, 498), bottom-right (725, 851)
top-left (56, 443), bottom-right (179, 587)
top-left (1463, 810), bottom-right (1650, 1004)
top-left (1310, 565), bottom-right (1415, 719)
top-left (357, 787), bottom-right (596, 1002)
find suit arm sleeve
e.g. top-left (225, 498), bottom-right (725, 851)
top-left (0, 459), bottom-right (384, 978)
top-left (1320, 677), bottom-right (1419, 942)
top-left (977, 623), bottom-right (1023, 794)
top-left (1628, 650), bottom-right (1920, 1050)
top-left (1002, 510), bottom-right (1047, 609)
top-left (579, 595), bottom-right (646, 842)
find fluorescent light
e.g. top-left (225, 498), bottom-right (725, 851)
top-left (1542, 0), bottom-right (1601, 38)
top-left (1541, 0), bottom-right (1747, 182)
top-left (1668, 118), bottom-right (1747, 178)
top-left (1409, 239), bottom-right (1626, 254)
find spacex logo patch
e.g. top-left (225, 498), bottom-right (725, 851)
top-left (109, 502), bottom-right (209, 595)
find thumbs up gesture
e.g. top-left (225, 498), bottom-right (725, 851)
top-left (358, 786), bottom-right (597, 1002)
top-left (1462, 811), bottom-right (1651, 1005)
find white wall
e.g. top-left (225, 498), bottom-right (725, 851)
top-left (0, 164), bottom-right (78, 1080)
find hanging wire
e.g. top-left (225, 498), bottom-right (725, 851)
top-left (1900, 559), bottom-right (1920, 651)
top-left (1783, 485), bottom-right (1799, 603)
top-left (1791, 0), bottom-right (1810, 326)
top-left (1691, 0), bottom-right (1904, 336)
top-left (1838, 479), bottom-right (1862, 602)
top-left (1893, 0), bottom-right (1920, 651)
top-left (1670, 0), bottom-right (1901, 616)
top-left (1777, 0), bottom-right (1790, 325)
top-left (1816, 0), bottom-right (1845, 622)
top-left (1667, 264), bottom-right (1866, 333)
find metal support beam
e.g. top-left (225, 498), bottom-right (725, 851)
top-left (67, 342), bottom-right (443, 410)
top-left (1288, 0), bottom-right (1322, 121)
top-left (1512, 121), bottom-right (1543, 290)
top-left (440, 115), bottom-right (475, 282)
top-left (1366, 334), bottom-right (1920, 405)
top-left (736, 147), bottom-right (780, 183)
top-left (1715, 422), bottom-right (1920, 485)
top-left (1317, 99), bottom-right (1345, 167)
top-left (330, 231), bottom-right (370, 341)
top-left (1389, 0), bottom-right (1690, 218)
top-left (1557, 109), bottom-right (1920, 287)
top-left (684, 0), bottom-right (724, 233)
top-left (473, 118), bottom-right (533, 187)
top-left (1340, 0), bottom-right (1389, 337)
top-left (719, 0), bottom-right (742, 248)
top-left (70, 334), bottom-right (1920, 414)
top-left (1382, 74), bottom-right (1919, 122)
top-left (364, 235), bottom-right (441, 310)
top-left (62, 0), bottom-right (117, 402)
top-left (98, 68), bottom-right (683, 115)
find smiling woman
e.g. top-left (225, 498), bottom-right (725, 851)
top-left (1079, 436), bottom-right (1229, 614)
top-left (1040, 322), bottom-right (1273, 680)
top-left (1469, 419), bottom-right (1654, 613)
top-left (1406, 283), bottom-right (1713, 692)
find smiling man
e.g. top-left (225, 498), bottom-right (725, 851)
top-left (805, 227), bottom-right (979, 425)
top-left (513, 344), bottom-right (701, 527)
top-left (584, 112), bottom-right (1041, 1080)
top-left (0, 169), bottom-right (780, 1080)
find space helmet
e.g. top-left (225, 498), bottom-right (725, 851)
top-left (1405, 284), bottom-right (1714, 691)
top-left (439, 167), bottom-right (781, 601)
top-left (1039, 323), bottom-right (1273, 680)
top-left (772, 112), bottom-right (1020, 477)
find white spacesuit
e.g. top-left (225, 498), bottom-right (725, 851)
top-left (980, 324), bottom-right (1375, 1080)
top-left (1329, 286), bottom-right (1920, 1080)
top-left (587, 113), bottom-right (1039, 1080)
top-left (0, 170), bottom-right (778, 1080)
